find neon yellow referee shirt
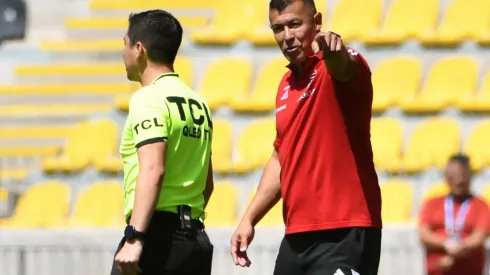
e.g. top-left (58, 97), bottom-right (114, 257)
top-left (119, 73), bottom-right (213, 220)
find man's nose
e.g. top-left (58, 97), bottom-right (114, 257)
top-left (284, 27), bottom-right (294, 41)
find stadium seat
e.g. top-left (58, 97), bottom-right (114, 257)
top-left (92, 119), bottom-right (120, 171)
top-left (327, 0), bottom-right (383, 43)
top-left (0, 103), bottom-right (113, 117)
top-left (198, 57), bottom-right (252, 111)
top-left (481, 183), bottom-right (490, 206)
top-left (364, 0), bottom-right (439, 45)
top-left (211, 119), bottom-right (233, 174)
top-left (203, 181), bottom-right (239, 227)
top-left (190, 1), bottom-right (247, 45)
top-left (399, 57), bottom-right (478, 113)
top-left (247, 188), bottom-right (283, 227)
top-left (0, 181), bottom-right (70, 228)
top-left (234, 118), bottom-right (275, 173)
top-left (40, 39), bottom-right (123, 52)
top-left (380, 179), bottom-right (413, 224)
top-left (0, 125), bottom-right (73, 139)
top-left (42, 121), bottom-right (99, 173)
top-left (421, 0), bottom-right (490, 45)
top-left (0, 168), bottom-right (29, 181)
top-left (422, 181), bottom-right (449, 201)
top-left (371, 56), bottom-right (422, 112)
top-left (88, 0), bottom-right (217, 10)
top-left (66, 181), bottom-right (124, 228)
top-left (231, 57), bottom-right (289, 112)
top-left (458, 68), bottom-right (490, 112)
top-left (0, 83), bottom-right (138, 95)
top-left (65, 16), bottom-right (208, 30)
top-left (463, 120), bottom-right (490, 171)
top-left (0, 145), bottom-right (59, 157)
top-left (401, 118), bottom-right (461, 172)
top-left (371, 118), bottom-right (403, 173)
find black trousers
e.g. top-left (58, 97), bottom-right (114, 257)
top-left (111, 211), bottom-right (213, 275)
top-left (273, 227), bottom-right (382, 275)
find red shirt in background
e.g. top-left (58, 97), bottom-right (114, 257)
top-left (419, 195), bottom-right (490, 275)
top-left (273, 49), bottom-right (382, 234)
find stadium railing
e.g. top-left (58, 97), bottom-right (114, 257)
top-left (3, 225), bottom-right (483, 275)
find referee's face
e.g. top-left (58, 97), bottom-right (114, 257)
top-left (122, 34), bottom-right (140, 82)
top-left (269, 1), bottom-right (322, 64)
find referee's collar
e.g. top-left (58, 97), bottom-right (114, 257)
top-left (151, 72), bottom-right (180, 84)
top-left (286, 51), bottom-right (323, 73)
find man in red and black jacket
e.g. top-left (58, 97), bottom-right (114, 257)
top-left (230, 1), bottom-right (382, 274)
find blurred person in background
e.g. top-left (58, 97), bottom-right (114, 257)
top-left (112, 10), bottom-right (214, 275)
top-left (230, 0), bottom-right (382, 274)
top-left (419, 153), bottom-right (490, 275)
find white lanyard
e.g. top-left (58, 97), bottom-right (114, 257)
top-left (444, 195), bottom-right (471, 241)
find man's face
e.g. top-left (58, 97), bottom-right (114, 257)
top-left (445, 162), bottom-right (471, 196)
top-left (122, 34), bottom-right (141, 82)
top-left (269, 1), bottom-right (322, 64)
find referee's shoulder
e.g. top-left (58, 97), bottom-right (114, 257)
top-left (128, 87), bottom-right (155, 107)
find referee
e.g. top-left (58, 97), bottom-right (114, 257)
top-left (111, 10), bottom-right (214, 275)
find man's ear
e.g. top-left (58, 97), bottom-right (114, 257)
top-left (313, 12), bottom-right (322, 32)
top-left (135, 41), bottom-right (147, 61)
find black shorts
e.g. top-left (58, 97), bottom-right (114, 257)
top-left (273, 227), bottom-right (382, 275)
top-left (110, 211), bottom-right (213, 275)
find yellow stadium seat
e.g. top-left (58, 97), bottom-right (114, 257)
top-left (198, 57), bottom-right (252, 110)
top-left (371, 56), bottom-right (422, 112)
top-left (92, 119), bottom-right (119, 169)
top-left (0, 103), bottom-right (112, 116)
top-left (203, 181), bottom-right (239, 227)
top-left (0, 145), bottom-right (59, 157)
top-left (421, 0), bottom-right (490, 45)
top-left (380, 179), bottom-right (413, 224)
top-left (481, 184), bottom-right (490, 206)
top-left (40, 39), bottom-right (122, 52)
top-left (371, 118), bottom-right (403, 173)
top-left (0, 125), bottom-right (73, 139)
top-left (211, 119), bottom-right (233, 174)
top-left (401, 118), bottom-right (461, 173)
top-left (400, 57), bottom-right (477, 113)
top-left (67, 181), bottom-right (125, 228)
top-left (66, 16), bottom-right (208, 30)
top-left (463, 120), bottom-right (490, 171)
top-left (0, 83), bottom-right (138, 95)
top-left (42, 121), bottom-right (97, 173)
top-left (234, 118), bottom-right (276, 173)
top-left (364, 0), bottom-right (439, 45)
top-left (174, 56), bottom-right (194, 88)
top-left (1, 181), bottom-right (70, 228)
top-left (114, 93), bottom-right (132, 112)
top-left (231, 57), bottom-right (289, 112)
top-left (88, 0), bottom-right (217, 10)
top-left (423, 181), bottom-right (450, 201)
top-left (327, 0), bottom-right (382, 43)
top-left (247, 188), bottom-right (283, 227)
top-left (191, 1), bottom-right (248, 45)
top-left (0, 168), bottom-right (29, 181)
top-left (458, 69), bottom-right (490, 112)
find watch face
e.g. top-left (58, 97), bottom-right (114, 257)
top-left (124, 225), bottom-right (135, 239)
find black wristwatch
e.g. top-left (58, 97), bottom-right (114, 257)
top-left (124, 225), bottom-right (145, 241)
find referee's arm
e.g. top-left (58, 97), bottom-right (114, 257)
top-left (128, 92), bottom-right (169, 233)
top-left (203, 159), bottom-right (214, 210)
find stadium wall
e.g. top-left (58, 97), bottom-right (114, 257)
top-left (2, 225), bottom-right (486, 275)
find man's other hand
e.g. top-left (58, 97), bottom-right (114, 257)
top-left (438, 255), bottom-right (455, 272)
top-left (115, 239), bottom-right (143, 275)
top-left (230, 221), bottom-right (255, 267)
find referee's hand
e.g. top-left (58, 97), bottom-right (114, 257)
top-left (230, 222), bottom-right (255, 267)
top-left (115, 240), bottom-right (143, 275)
top-left (312, 31), bottom-right (344, 55)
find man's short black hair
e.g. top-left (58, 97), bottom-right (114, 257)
top-left (127, 9), bottom-right (183, 64)
top-left (269, 0), bottom-right (317, 14)
top-left (449, 153), bottom-right (471, 168)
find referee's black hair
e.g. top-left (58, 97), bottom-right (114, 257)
top-left (448, 153), bottom-right (471, 168)
top-left (127, 9), bottom-right (183, 65)
top-left (269, 0), bottom-right (317, 14)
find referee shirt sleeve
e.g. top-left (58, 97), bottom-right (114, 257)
top-left (128, 91), bottom-right (169, 148)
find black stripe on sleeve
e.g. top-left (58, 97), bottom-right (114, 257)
top-left (135, 137), bottom-right (168, 148)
